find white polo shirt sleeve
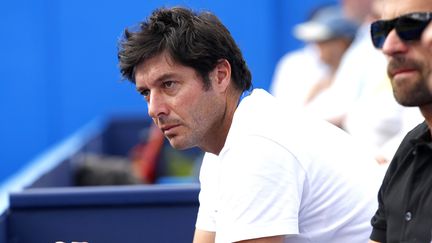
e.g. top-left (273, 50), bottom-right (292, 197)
top-left (195, 152), bottom-right (219, 232)
top-left (216, 135), bottom-right (306, 242)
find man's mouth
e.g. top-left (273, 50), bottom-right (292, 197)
top-left (389, 67), bottom-right (418, 80)
top-left (387, 57), bottom-right (421, 80)
top-left (160, 124), bottom-right (180, 134)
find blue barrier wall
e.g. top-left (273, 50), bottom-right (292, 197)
top-left (0, 0), bottom-right (336, 182)
top-left (6, 184), bottom-right (200, 243)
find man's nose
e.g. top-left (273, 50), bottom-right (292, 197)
top-left (147, 92), bottom-right (168, 119)
top-left (381, 29), bottom-right (409, 56)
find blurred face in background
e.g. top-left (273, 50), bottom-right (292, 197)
top-left (316, 37), bottom-right (352, 70)
top-left (340, 0), bottom-right (374, 23)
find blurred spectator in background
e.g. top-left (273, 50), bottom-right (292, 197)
top-left (293, 5), bottom-right (358, 104)
top-left (306, 0), bottom-right (385, 124)
top-left (271, 4), bottom-right (357, 111)
top-left (306, 0), bottom-right (423, 164)
top-left (270, 43), bottom-right (326, 110)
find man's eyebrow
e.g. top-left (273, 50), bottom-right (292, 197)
top-left (136, 86), bottom-right (147, 94)
top-left (136, 73), bottom-right (178, 93)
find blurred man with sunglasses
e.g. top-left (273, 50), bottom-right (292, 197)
top-left (369, 1), bottom-right (432, 242)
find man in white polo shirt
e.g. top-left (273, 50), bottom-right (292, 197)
top-left (118, 6), bottom-right (383, 243)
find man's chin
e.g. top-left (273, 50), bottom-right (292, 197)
top-left (394, 94), bottom-right (432, 107)
top-left (167, 139), bottom-right (194, 150)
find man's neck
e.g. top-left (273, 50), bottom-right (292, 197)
top-left (204, 88), bottom-right (243, 155)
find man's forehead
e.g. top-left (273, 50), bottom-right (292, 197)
top-left (140, 52), bottom-right (176, 69)
top-left (382, 0), bottom-right (432, 19)
top-left (135, 53), bottom-right (177, 81)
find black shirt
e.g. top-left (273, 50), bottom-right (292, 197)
top-left (370, 121), bottom-right (432, 243)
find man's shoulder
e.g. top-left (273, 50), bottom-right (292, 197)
top-left (390, 121), bottom-right (428, 165)
top-left (406, 121), bottom-right (428, 138)
top-left (396, 120), bottom-right (429, 148)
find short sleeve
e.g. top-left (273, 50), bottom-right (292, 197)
top-left (195, 153), bottom-right (219, 232)
top-left (216, 135), bottom-right (306, 242)
top-left (370, 160), bottom-right (394, 242)
top-left (369, 194), bottom-right (387, 242)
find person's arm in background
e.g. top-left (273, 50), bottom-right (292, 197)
top-left (369, 240), bottom-right (381, 243)
top-left (193, 229), bottom-right (215, 243)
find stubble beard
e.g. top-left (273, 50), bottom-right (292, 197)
top-left (388, 56), bottom-right (432, 107)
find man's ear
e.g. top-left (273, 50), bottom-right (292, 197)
top-left (212, 59), bottom-right (231, 92)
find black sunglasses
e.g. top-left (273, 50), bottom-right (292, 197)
top-left (371, 12), bottom-right (432, 49)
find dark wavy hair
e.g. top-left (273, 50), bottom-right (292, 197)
top-left (117, 7), bottom-right (252, 91)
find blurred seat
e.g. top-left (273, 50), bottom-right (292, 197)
top-left (0, 115), bottom-right (202, 243)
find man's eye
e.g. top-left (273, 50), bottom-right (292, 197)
top-left (140, 89), bottom-right (150, 97)
top-left (163, 81), bottom-right (175, 88)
